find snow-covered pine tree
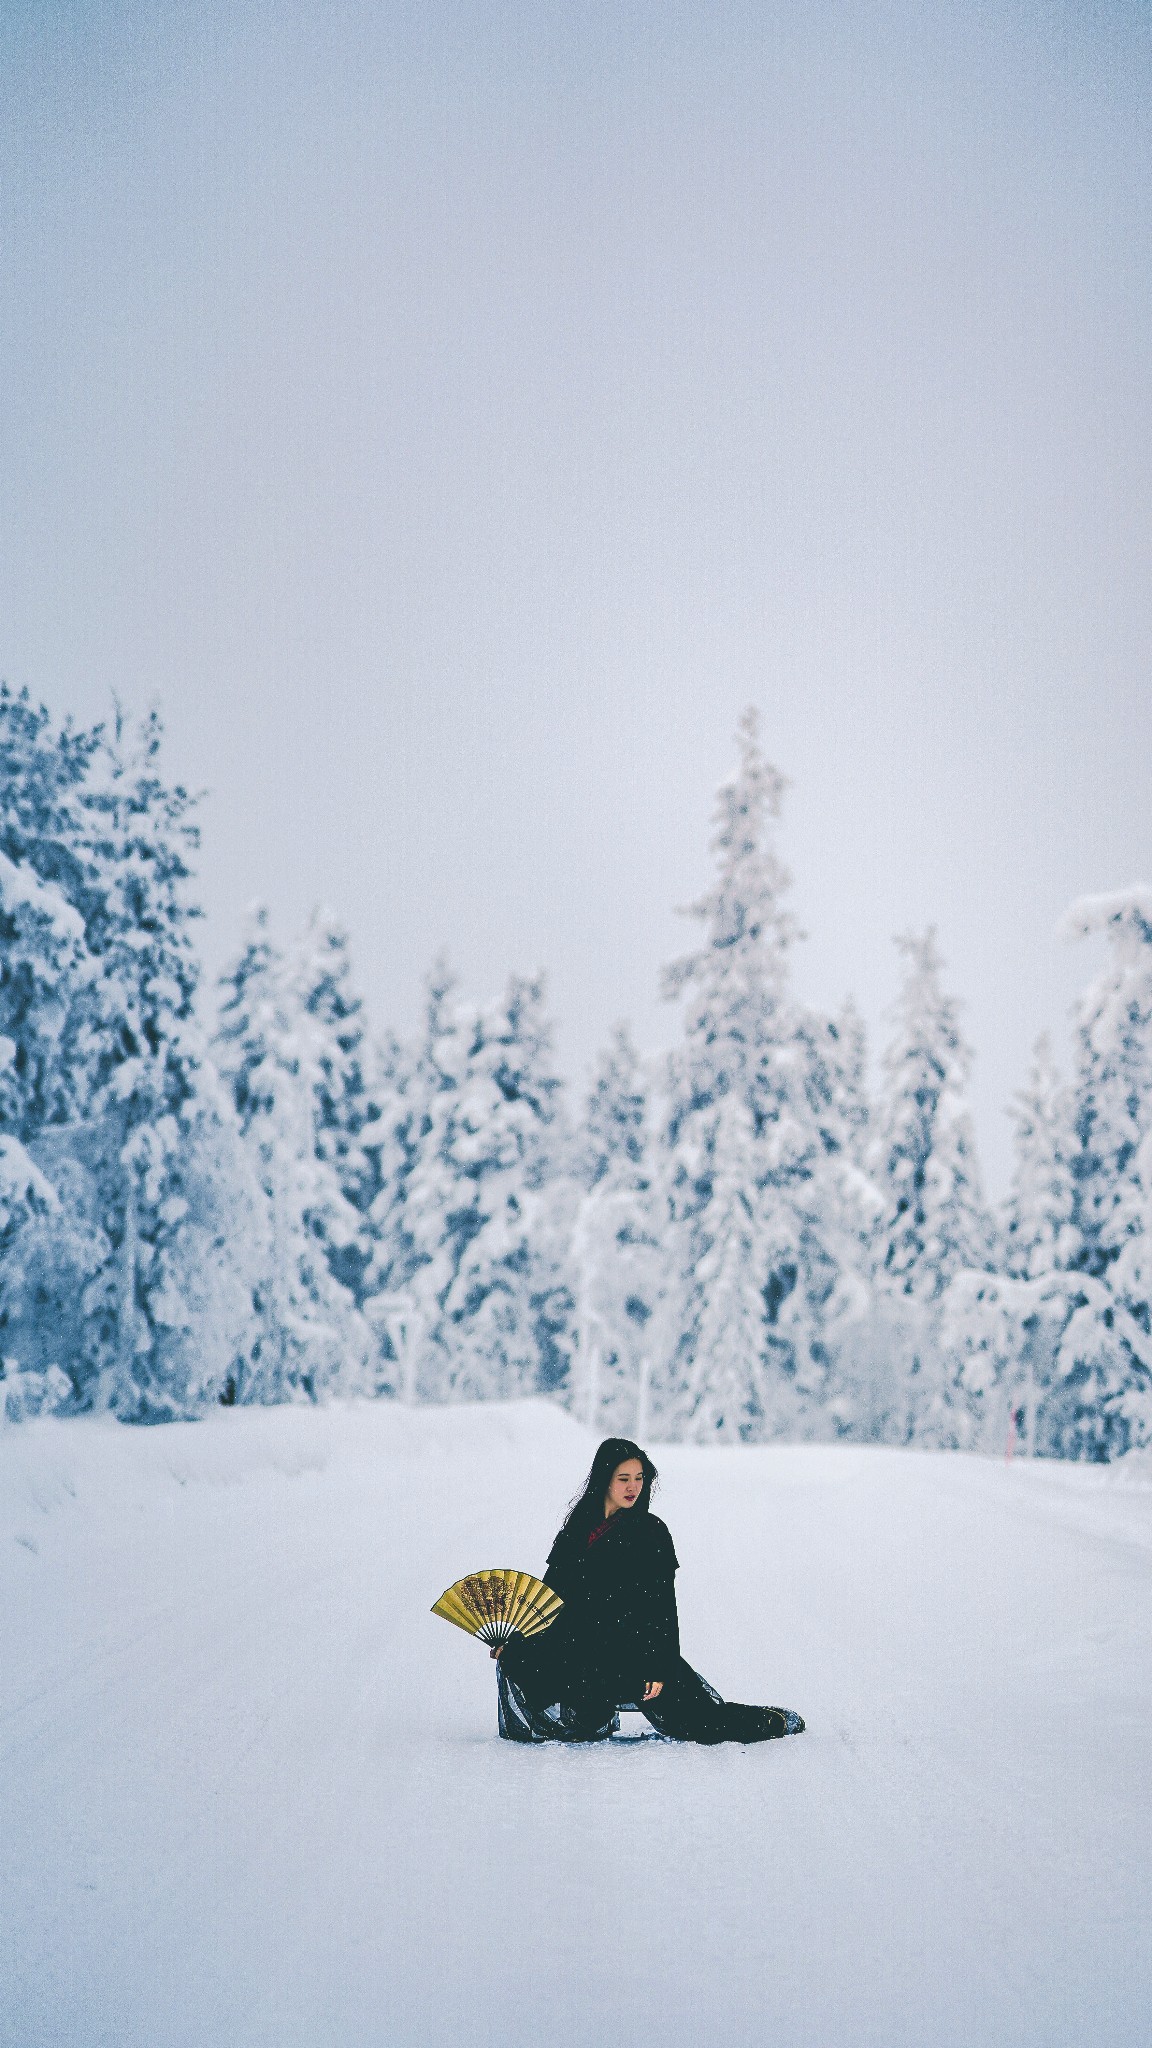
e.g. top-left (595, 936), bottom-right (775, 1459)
top-left (441, 971), bottom-right (575, 1403)
top-left (401, 970), bottom-right (575, 1403)
top-left (870, 928), bottom-right (995, 1445)
top-left (1039, 891), bottom-right (1152, 1457)
top-left (797, 993), bottom-right (886, 1295)
top-left (0, 1132), bottom-right (70, 1420)
top-left (1064, 892), bottom-right (1152, 1277)
top-left (872, 929), bottom-right (994, 1300)
top-left (69, 711), bottom-right (274, 1418)
top-left (572, 1024), bottom-right (667, 1436)
top-left (214, 902), bottom-right (281, 1132)
top-left (283, 908), bottom-right (386, 1305)
top-left (215, 907), bottom-right (371, 1404)
top-left (66, 709), bottom-right (216, 1417)
top-left (667, 1087), bottom-right (785, 1440)
top-left (582, 1022), bottom-right (650, 1191)
top-left (1091, 1128), bottom-right (1152, 1452)
top-left (941, 1035), bottom-right (1080, 1459)
top-left (655, 708), bottom-right (869, 1444)
top-left (798, 996), bottom-right (870, 1171)
top-left (0, 691), bottom-right (114, 1409)
top-left (361, 955), bottom-right (461, 1396)
top-left (0, 694), bottom-right (233, 1416)
top-left (0, 696), bottom-right (268, 1419)
top-left (1004, 1034), bottom-right (1078, 1282)
top-left (0, 686), bottom-right (100, 1141)
top-left (0, 848), bottom-right (107, 1409)
top-left (795, 995), bottom-right (901, 1442)
top-left (355, 1024), bottom-right (414, 1376)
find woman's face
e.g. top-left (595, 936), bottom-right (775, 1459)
top-left (605, 1458), bottom-right (644, 1514)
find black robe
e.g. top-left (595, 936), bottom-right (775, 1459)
top-left (497, 1506), bottom-right (804, 1746)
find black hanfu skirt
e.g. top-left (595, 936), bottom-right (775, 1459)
top-left (497, 1641), bottom-right (803, 1746)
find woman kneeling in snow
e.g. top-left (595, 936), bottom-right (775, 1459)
top-left (496, 1438), bottom-right (805, 1745)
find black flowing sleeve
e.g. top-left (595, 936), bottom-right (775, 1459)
top-left (637, 1519), bottom-right (680, 1678)
top-left (543, 1527), bottom-right (580, 1604)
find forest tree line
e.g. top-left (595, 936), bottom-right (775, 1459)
top-left (1, 688), bottom-right (1149, 1459)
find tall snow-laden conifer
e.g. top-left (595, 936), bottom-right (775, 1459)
top-left (1041, 891), bottom-right (1152, 1457)
top-left (797, 993), bottom-right (899, 1441)
top-left (656, 709), bottom-right (869, 1443)
top-left (0, 697), bottom-right (264, 1418)
top-left (0, 852), bottom-right (103, 1406)
top-left (72, 711), bottom-right (215, 1416)
top-left (214, 903), bottom-right (281, 1132)
top-left (940, 1034), bottom-right (1079, 1459)
top-left (1004, 1034), bottom-right (1078, 1282)
top-left (872, 929), bottom-right (994, 1301)
top-left (870, 929), bottom-right (994, 1443)
top-left (582, 1023), bottom-right (649, 1191)
top-left (799, 997), bottom-right (870, 1168)
top-left (573, 1025), bottom-right (666, 1436)
top-left (215, 907), bottom-right (371, 1404)
top-left (284, 908), bottom-right (386, 1305)
top-left (0, 696), bottom-right (107, 1400)
top-left (366, 955), bottom-right (462, 1395)
top-left (1064, 892), bottom-right (1152, 1280)
top-left (401, 970), bottom-right (574, 1402)
top-left (0, 687), bottom-right (99, 1140)
top-left (670, 1088), bottom-right (780, 1439)
top-left (0, 691), bottom-right (108, 1408)
top-left (356, 1024), bottom-right (414, 1363)
top-left (797, 994), bottom-right (885, 1297)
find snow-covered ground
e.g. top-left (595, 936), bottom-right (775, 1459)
top-left (1, 1400), bottom-right (1149, 2048)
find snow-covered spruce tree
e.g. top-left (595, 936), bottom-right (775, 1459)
top-left (0, 1134), bottom-right (74, 1421)
top-left (283, 908), bottom-right (388, 1305)
top-left (213, 902), bottom-right (281, 1133)
top-left (799, 996), bottom-right (871, 1172)
top-left (215, 907), bottom-right (371, 1404)
top-left (0, 852), bottom-right (107, 1411)
top-left (1009, 1035), bottom-right (1079, 1452)
top-left (1036, 891), bottom-right (1152, 1458)
top-left (942, 1035), bottom-right (1079, 1459)
top-left (72, 710), bottom-right (268, 1418)
top-left (399, 970), bottom-right (576, 1402)
top-left (581, 1021), bottom-right (650, 1191)
top-left (359, 955), bottom-right (460, 1396)
top-left (0, 690), bottom-right (108, 1411)
top-left (0, 686), bottom-right (100, 1140)
top-left (654, 709), bottom-right (874, 1444)
top-left (355, 1023), bottom-right (414, 1369)
top-left (666, 1086), bottom-right (783, 1440)
top-left (0, 692), bottom-right (255, 1418)
top-left (796, 994), bottom-right (897, 1441)
top-left (869, 928), bottom-right (995, 1445)
top-left (1064, 892), bottom-right (1152, 1276)
top-left (572, 1024), bottom-right (667, 1437)
top-left (1004, 1034), bottom-right (1078, 1282)
top-left (872, 929), bottom-right (994, 1300)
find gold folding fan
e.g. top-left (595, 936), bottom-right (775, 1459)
top-left (431, 1569), bottom-right (563, 1649)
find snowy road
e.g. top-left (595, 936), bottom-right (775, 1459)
top-left (1, 1400), bottom-right (1149, 2048)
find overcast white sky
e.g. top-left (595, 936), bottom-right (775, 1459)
top-left (2, 0), bottom-right (1150, 1193)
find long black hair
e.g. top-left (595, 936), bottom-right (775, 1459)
top-left (558, 1437), bottom-right (659, 1541)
